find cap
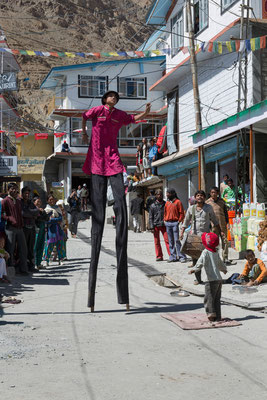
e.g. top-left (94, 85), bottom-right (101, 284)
top-left (101, 91), bottom-right (120, 105)
top-left (201, 232), bottom-right (219, 253)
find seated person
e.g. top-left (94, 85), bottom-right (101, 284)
top-left (61, 140), bottom-right (70, 153)
top-left (239, 249), bottom-right (267, 286)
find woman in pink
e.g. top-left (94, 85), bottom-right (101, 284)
top-left (82, 91), bottom-right (150, 311)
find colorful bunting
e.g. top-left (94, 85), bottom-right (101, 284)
top-left (0, 34), bottom-right (266, 60)
top-left (15, 132), bottom-right (28, 138)
top-left (54, 132), bottom-right (66, 138)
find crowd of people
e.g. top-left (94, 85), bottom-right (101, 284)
top-left (0, 182), bottom-right (90, 284)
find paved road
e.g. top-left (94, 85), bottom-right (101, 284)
top-left (1, 219), bottom-right (267, 400)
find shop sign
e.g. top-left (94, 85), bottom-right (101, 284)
top-left (52, 182), bottom-right (64, 187)
top-left (0, 72), bottom-right (17, 91)
top-left (0, 155), bottom-right (17, 176)
top-left (17, 157), bottom-right (45, 174)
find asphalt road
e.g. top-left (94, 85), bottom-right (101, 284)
top-left (1, 219), bottom-right (267, 400)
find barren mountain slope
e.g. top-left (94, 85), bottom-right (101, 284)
top-left (0, 0), bottom-right (153, 131)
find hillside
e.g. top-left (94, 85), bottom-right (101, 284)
top-left (0, 0), bottom-right (153, 131)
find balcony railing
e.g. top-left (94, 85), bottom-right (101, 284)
top-left (0, 132), bottom-right (16, 155)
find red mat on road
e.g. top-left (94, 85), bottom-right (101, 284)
top-left (161, 313), bottom-right (242, 330)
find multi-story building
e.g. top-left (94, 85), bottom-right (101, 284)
top-left (147, 0), bottom-right (267, 206)
top-left (40, 56), bottom-right (166, 197)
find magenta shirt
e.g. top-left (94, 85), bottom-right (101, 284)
top-left (82, 105), bottom-right (135, 176)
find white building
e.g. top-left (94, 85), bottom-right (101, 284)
top-left (147, 0), bottom-right (267, 207)
top-left (40, 56), bottom-right (166, 196)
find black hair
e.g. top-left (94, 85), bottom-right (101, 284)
top-left (195, 190), bottom-right (206, 198)
top-left (47, 194), bottom-right (55, 201)
top-left (22, 186), bottom-right (31, 194)
top-left (245, 249), bottom-right (255, 259)
top-left (33, 196), bottom-right (40, 202)
top-left (227, 178), bottom-right (234, 183)
top-left (210, 186), bottom-right (219, 193)
top-left (223, 174), bottom-right (229, 179)
top-left (8, 183), bottom-right (18, 190)
top-left (149, 189), bottom-right (155, 195)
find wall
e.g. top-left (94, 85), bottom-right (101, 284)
top-left (19, 135), bottom-right (54, 157)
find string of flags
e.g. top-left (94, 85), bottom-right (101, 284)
top-left (14, 131), bottom-right (67, 139)
top-left (0, 35), bottom-right (266, 59)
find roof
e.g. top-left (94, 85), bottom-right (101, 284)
top-left (138, 28), bottom-right (166, 51)
top-left (40, 56), bottom-right (165, 89)
top-left (146, 0), bottom-right (173, 25)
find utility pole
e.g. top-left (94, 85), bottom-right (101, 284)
top-left (186, 0), bottom-right (205, 190)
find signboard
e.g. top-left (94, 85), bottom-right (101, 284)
top-left (0, 155), bottom-right (18, 176)
top-left (0, 72), bottom-right (17, 92)
top-left (52, 182), bottom-right (64, 187)
top-left (17, 157), bottom-right (45, 175)
top-left (263, 0), bottom-right (267, 18)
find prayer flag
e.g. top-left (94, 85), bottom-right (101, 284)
top-left (260, 36), bottom-right (266, 49)
top-left (135, 51), bottom-right (144, 57)
top-left (15, 132), bottom-right (28, 138)
top-left (218, 42), bottom-right (223, 54)
top-left (35, 133), bottom-right (48, 140)
top-left (226, 41), bottom-right (232, 52)
top-left (50, 52), bottom-right (59, 57)
top-left (65, 52), bottom-right (75, 57)
top-left (109, 52), bottom-right (119, 56)
top-left (19, 50), bottom-right (28, 55)
top-left (255, 37), bottom-right (261, 50)
top-left (75, 52), bottom-right (85, 57)
top-left (117, 51), bottom-right (128, 57)
top-left (208, 42), bottom-right (213, 52)
top-left (239, 40), bottom-right (245, 52)
top-left (250, 38), bottom-right (256, 51)
top-left (26, 50), bottom-right (36, 55)
top-left (54, 132), bottom-right (66, 138)
top-left (213, 42), bottom-right (218, 53)
top-left (57, 52), bottom-right (66, 57)
top-left (245, 39), bottom-right (251, 51)
top-left (201, 42), bottom-right (205, 52)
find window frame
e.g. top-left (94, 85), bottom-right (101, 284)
top-left (171, 9), bottom-right (184, 58)
top-left (117, 77), bottom-right (147, 100)
top-left (78, 75), bottom-right (108, 98)
top-left (194, 0), bottom-right (209, 36)
top-left (221, 0), bottom-right (239, 14)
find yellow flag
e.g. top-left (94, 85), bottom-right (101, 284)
top-left (226, 41), bottom-right (232, 52)
top-left (218, 42), bottom-right (223, 54)
top-left (65, 52), bottom-right (75, 58)
top-left (26, 50), bottom-right (36, 55)
top-left (109, 52), bottom-right (119, 56)
top-left (250, 38), bottom-right (256, 51)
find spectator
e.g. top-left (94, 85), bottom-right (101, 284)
top-left (43, 194), bottom-right (65, 266)
top-left (148, 138), bottom-right (158, 175)
top-left (80, 183), bottom-right (89, 211)
top-left (1, 183), bottom-right (28, 275)
top-left (77, 185), bottom-right (82, 198)
top-left (130, 193), bottom-right (144, 233)
top-left (140, 138), bottom-right (150, 178)
top-left (21, 186), bottom-right (40, 272)
top-left (67, 189), bottom-right (81, 238)
top-left (164, 188), bottom-right (186, 263)
top-left (239, 249), bottom-right (267, 286)
top-left (220, 174), bottom-right (229, 196)
top-left (136, 144), bottom-right (143, 178)
top-left (145, 189), bottom-right (156, 230)
top-left (61, 140), bottom-right (70, 153)
top-left (180, 190), bottom-right (221, 284)
top-left (33, 196), bottom-right (48, 269)
top-left (56, 200), bottom-right (68, 260)
top-left (206, 187), bottom-right (234, 265)
top-left (188, 232), bottom-right (227, 322)
top-left (149, 189), bottom-right (170, 261)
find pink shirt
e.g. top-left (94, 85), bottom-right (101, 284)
top-left (82, 105), bottom-right (135, 176)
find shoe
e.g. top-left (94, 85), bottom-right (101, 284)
top-left (156, 258), bottom-right (163, 261)
top-left (193, 280), bottom-right (204, 285)
top-left (58, 260), bottom-right (63, 266)
top-left (180, 258), bottom-right (187, 263)
top-left (46, 261), bottom-right (49, 267)
top-left (225, 260), bottom-right (237, 266)
top-left (167, 259), bottom-right (176, 263)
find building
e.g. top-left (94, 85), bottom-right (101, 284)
top-left (147, 0), bottom-right (267, 207)
top-left (40, 56), bottom-right (166, 198)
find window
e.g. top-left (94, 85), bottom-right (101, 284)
top-left (171, 10), bottom-right (184, 57)
top-left (78, 75), bottom-right (108, 98)
top-left (117, 77), bottom-right (147, 99)
top-left (117, 120), bottom-right (164, 147)
top-left (194, 0), bottom-right (208, 34)
top-left (221, 0), bottom-right (238, 12)
top-left (70, 117), bottom-right (92, 147)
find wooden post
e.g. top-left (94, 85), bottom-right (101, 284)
top-left (249, 124), bottom-right (253, 202)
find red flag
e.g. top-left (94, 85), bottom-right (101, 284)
top-left (35, 133), bottom-right (48, 140)
top-left (135, 120), bottom-right (147, 124)
top-left (260, 36), bottom-right (266, 49)
top-left (135, 51), bottom-right (144, 57)
top-left (0, 130), bottom-right (5, 133)
top-left (235, 40), bottom-right (240, 52)
top-left (54, 132), bottom-right (66, 138)
top-left (208, 42), bottom-right (213, 52)
top-left (15, 131), bottom-right (28, 138)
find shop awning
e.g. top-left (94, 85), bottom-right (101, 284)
top-left (192, 100), bottom-right (267, 147)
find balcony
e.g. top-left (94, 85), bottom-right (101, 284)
top-left (0, 131), bottom-right (16, 155)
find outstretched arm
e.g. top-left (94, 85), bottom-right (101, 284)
top-left (134, 103), bottom-right (151, 122)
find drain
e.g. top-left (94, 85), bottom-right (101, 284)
top-left (147, 273), bottom-right (181, 289)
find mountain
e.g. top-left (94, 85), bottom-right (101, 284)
top-left (0, 0), bottom-right (153, 131)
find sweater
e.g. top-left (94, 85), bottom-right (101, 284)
top-left (164, 199), bottom-right (185, 223)
top-left (1, 196), bottom-right (24, 229)
top-left (192, 249), bottom-right (227, 282)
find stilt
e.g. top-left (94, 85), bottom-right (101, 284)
top-left (90, 306), bottom-right (94, 313)
top-left (126, 304), bottom-right (130, 311)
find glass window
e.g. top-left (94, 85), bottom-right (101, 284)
top-left (171, 9), bottom-right (184, 57)
top-left (79, 75), bottom-right (108, 98)
top-left (118, 77), bottom-right (147, 99)
top-left (117, 120), bottom-right (164, 147)
top-left (70, 117), bottom-right (92, 147)
top-left (194, 0), bottom-right (208, 34)
top-left (221, 0), bottom-right (238, 12)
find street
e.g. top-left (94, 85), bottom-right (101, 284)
top-left (1, 219), bottom-right (267, 400)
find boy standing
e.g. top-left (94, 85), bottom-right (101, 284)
top-left (189, 232), bottom-right (227, 322)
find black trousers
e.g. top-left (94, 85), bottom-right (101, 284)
top-left (5, 226), bottom-right (28, 272)
top-left (23, 226), bottom-right (36, 269)
top-left (88, 173), bottom-right (129, 308)
top-left (70, 210), bottom-right (79, 235)
top-left (204, 281), bottom-right (222, 320)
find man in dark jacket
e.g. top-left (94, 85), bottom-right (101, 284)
top-left (1, 183), bottom-right (28, 275)
top-left (21, 186), bottom-right (40, 272)
top-left (149, 189), bottom-right (170, 261)
top-left (67, 189), bottom-right (81, 238)
top-left (130, 193), bottom-right (144, 232)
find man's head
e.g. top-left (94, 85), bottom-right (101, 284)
top-left (47, 194), bottom-right (56, 206)
top-left (21, 186), bottom-right (31, 201)
top-left (155, 189), bottom-right (163, 202)
top-left (101, 91), bottom-right (119, 106)
top-left (194, 190), bottom-right (206, 204)
top-left (142, 138), bottom-right (147, 144)
top-left (72, 188), bottom-right (77, 194)
top-left (149, 189), bottom-right (155, 196)
top-left (78, 185), bottom-right (81, 190)
top-left (83, 183), bottom-right (87, 188)
top-left (245, 249), bottom-right (256, 264)
top-left (223, 174), bottom-right (229, 182)
top-left (33, 196), bottom-right (42, 208)
top-left (210, 186), bottom-right (219, 200)
top-left (150, 138), bottom-right (155, 146)
top-left (137, 144), bottom-right (141, 151)
top-left (227, 178), bottom-right (234, 188)
top-left (166, 188), bottom-right (177, 201)
top-left (7, 183), bottom-right (18, 199)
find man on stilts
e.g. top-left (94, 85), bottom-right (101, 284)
top-left (82, 91), bottom-right (151, 312)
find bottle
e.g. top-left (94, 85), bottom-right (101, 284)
top-left (243, 203), bottom-right (250, 217)
top-left (250, 203), bottom-right (257, 218)
top-left (257, 203), bottom-right (265, 219)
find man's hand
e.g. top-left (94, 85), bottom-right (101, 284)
top-left (188, 270), bottom-right (194, 275)
top-left (246, 280), bottom-right (255, 287)
top-left (180, 230), bottom-right (184, 241)
top-left (145, 103), bottom-right (151, 115)
top-left (82, 133), bottom-right (89, 145)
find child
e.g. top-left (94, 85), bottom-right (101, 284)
top-left (189, 232), bottom-right (227, 322)
top-left (0, 235), bottom-right (10, 283)
top-left (239, 249), bottom-right (267, 286)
